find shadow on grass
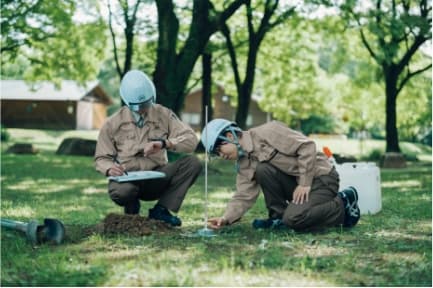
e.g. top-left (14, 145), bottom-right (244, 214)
top-left (1, 226), bottom-right (108, 286)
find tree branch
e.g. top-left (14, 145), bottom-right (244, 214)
top-left (269, 6), bottom-right (296, 29)
top-left (108, 0), bottom-right (122, 78)
top-left (397, 63), bottom-right (432, 94)
top-left (256, 0), bottom-right (278, 39)
top-left (396, 35), bottom-right (428, 73)
top-left (376, 0), bottom-right (382, 25)
top-left (348, 9), bottom-right (379, 63)
top-left (246, 0), bottom-right (255, 38)
top-left (221, 23), bottom-right (242, 91)
top-left (219, 0), bottom-right (246, 23)
top-left (359, 27), bottom-right (379, 64)
top-left (185, 76), bottom-right (202, 95)
top-left (3, 0), bottom-right (44, 23)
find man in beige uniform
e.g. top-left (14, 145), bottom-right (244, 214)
top-left (201, 119), bottom-right (360, 231)
top-left (95, 70), bottom-right (202, 226)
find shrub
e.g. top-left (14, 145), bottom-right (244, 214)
top-left (0, 125), bottom-right (10, 142)
top-left (403, 152), bottom-right (419, 162)
top-left (300, 115), bottom-right (336, 135)
top-left (362, 148), bottom-right (383, 162)
top-left (362, 148), bottom-right (419, 162)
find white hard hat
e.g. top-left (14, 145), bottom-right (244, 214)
top-left (201, 118), bottom-right (241, 154)
top-left (119, 70), bottom-right (156, 111)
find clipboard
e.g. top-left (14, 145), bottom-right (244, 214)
top-left (108, 171), bottom-right (166, 182)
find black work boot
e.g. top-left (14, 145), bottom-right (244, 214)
top-left (148, 204), bottom-right (182, 227)
top-left (338, 186), bottom-right (361, 227)
top-left (252, 218), bottom-right (285, 229)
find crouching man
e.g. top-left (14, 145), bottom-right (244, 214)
top-left (201, 119), bottom-right (360, 231)
top-left (95, 70), bottom-right (202, 226)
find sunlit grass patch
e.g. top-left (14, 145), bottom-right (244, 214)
top-left (1, 202), bottom-right (35, 218)
top-left (374, 230), bottom-right (431, 242)
top-left (382, 179), bottom-right (422, 188)
top-left (82, 186), bottom-right (105, 195)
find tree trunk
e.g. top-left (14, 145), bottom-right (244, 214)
top-left (235, 38), bottom-right (259, 129)
top-left (384, 68), bottom-right (401, 152)
top-left (232, 0), bottom-right (287, 129)
top-left (154, 0), bottom-right (245, 115)
top-left (154, 0), bottom-right (212, 114)
top-left (153, 0), bottom-right (179, 110)
top-left (235, 85), bottom-right (250, 129)
top-left (123, 28), bottom-right (134, 77)
top-left (201, 52), bottom-right (213, 129)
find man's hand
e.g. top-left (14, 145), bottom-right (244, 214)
top-left (143, 141), bottom-right (164, 156)
top-left (107, 163), bottom-right (126, 176)
top-left (292, 185), bottom-right (311, 205)
top-left (208, 217), bottom-right (228, 229)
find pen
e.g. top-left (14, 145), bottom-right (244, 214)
top-left (113, 155), bottom-right (128, 176)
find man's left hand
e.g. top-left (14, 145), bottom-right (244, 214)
top-left (292, 185), bottom-right (311, 205)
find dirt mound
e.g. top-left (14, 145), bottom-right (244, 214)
top-left (90, 213), bottom-right (173, 237)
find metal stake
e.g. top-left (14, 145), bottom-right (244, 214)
top-left (197, 105), bottom-right (215, 237)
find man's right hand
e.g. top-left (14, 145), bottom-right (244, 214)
top-left (107, 163), bottom-right (126, 176)
top-left (208, 217), bottom-right (228, 229)
top-left (143, 141), bottom-right (164, 156)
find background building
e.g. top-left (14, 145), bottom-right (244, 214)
top-left (1, 80), bottom-right (112, 130)
top-left (181, 85), bottom-right (270, 131)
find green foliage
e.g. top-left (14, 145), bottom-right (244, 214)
top-left (0, 55), bottom-right (32, 79)
top-left (313, 13), bottom-right (431, 143)
top-left (26, 21), bottom-right (107, 84)
top-left (1, 0), bottom-right (75, 58)
top-left (300, 114), bottom-right (337, 134)
top-left (211, 8), bottom-right (430, 142)
top-left (361, 148), bottom-right (383, 162)
top-left (339, 0), bottom-right (431, 151)
top-left (1, 0), bottom-right (107, 84)
top-left (0, 125), bottom-right (10, 142)
top-left (317, 18), bottom-right (382, 88)
top-left (258, 17), bottom-right (325, 125)
top-left (1, 0), bottom-right (430, 149)
top-left (397, 74), bottom-right (432, 142)
top-left (419, 129), bottom-right (432, 147)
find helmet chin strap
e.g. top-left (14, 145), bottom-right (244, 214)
top-left (218, 127), bottom-right (245, 172)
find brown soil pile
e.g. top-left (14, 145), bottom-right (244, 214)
top-left (91, 213), bottom-right (173, 237)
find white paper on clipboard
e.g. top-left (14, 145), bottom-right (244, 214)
top-left (108, 171), bottom-right (166, 182)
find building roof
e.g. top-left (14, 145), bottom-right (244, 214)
top-left (0, 80), bottom-right (112, 104)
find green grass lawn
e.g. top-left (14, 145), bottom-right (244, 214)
top-left (1, 129), bottom-right (432, 286)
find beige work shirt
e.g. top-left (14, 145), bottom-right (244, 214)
top-left (223, 121), bottom-right (333, 224)
top-left (94, 105), bottom-right (198, 175)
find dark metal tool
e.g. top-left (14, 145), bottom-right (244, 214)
top-left (1, 218), bottom-right (65, 245)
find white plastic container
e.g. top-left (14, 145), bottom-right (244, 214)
top-left (335, 162), bottom-right (382, 215)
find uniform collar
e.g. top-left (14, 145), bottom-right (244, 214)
top-left (128, 105), bottom-right (158, 124)
top-left (130, 110), bottom-right (142, 123)
top-left (119, 106), bottom-right (135, 123)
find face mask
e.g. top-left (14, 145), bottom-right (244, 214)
top-left (128, 98), bottom-right (153, 112)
